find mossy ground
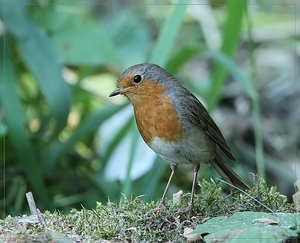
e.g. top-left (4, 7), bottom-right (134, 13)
top-left (0, 178), bottom-right (296, 242)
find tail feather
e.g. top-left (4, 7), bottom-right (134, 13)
top-left (211, 153), bottom-right (250, 190)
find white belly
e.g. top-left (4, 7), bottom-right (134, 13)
top-left (149, 128), bottom-right (216, 166)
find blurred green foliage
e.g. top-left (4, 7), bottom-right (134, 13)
top-left (0, 0), bottom-right (296, 218)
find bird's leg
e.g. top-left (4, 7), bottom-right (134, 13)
top-left (158, 164), bottom-right (178, 207)
top-left (178, 164), bottom-right (200, 219)
top-left (148, 164), bottom-right (177, 215)
top-left (188, 164), bottom-right (200, 217)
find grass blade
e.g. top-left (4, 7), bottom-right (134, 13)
top-left (207, 0), bottom-right (247, 112)
top-left (165, 45), bottom-right (202, 74)
top-left (149, 0), bottom-right (191, 66)
top-left (205, 50), bottom-right (255, 99)
top-left (136, 156), bottom-right (167, 201)
top-left (244, 5), bottom-right (265, 178)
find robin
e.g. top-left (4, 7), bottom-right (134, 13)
top-left (109, 63), bottom-right (250, 217)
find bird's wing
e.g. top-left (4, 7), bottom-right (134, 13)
top-left (184, 95), bottom-right (235, 161)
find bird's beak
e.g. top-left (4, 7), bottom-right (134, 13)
top-left (109, 87), bottom-right (122, 97)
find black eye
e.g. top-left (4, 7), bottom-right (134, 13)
top-left (133, 75), bottom-right (142, 83)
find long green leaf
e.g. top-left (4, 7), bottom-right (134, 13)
top-left (165, 45), bottom-right (202, 74)
top-left (205, 50), bottom-right (255, 99)
top-left (122, 124), bottom-right (140, 198)
top-left (0, 0), bottom-right (71, 136)
top-left (0, 38), bottom-right (51, 209)
top-left (149, 0), bottom-right (191, 67)
top-left (49, 5), bottom-right (121, 67)
top-left (101, 115), bottom-right (134, 167)
top-left (207, 0), bottom-right (247, 112)
top-left (136, 156), bottom-right (167, 201)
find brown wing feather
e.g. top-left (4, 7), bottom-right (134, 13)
top-left (185, 96), bottom-right (235, 161)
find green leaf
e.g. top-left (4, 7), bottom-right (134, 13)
top-left (101, 114), bottom-right (134, 167)
top-left (135, 156), bottom-right (167, 201)
top-left (99, 106), bottom-right (157, 191)
top-left (47, 5), bottom-right (121, 66)
top-left (192, 212), bottom-right (299, 243)
top-left (0, 38), bottom-right (51, 209)
top-left (207, 0), bottom-right (247, 112)
top-left (0, 0), bottom-right (71, 136)
top-left (0, 120), bottom-right (7, 137)
top-left (149, 0), bottom-right (191, 67)
top-left (205, 50), bottom-right (255, 99)
top-left (122, 125), bottom-right (140, 198)
top-left (244, 7), bottom-right (265, 179)
top-left (103, 7), bottom-right (152, 68)
top-left (165, 45), bottom-right (202, 74)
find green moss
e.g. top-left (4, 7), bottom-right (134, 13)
top-left (232, 177), bottom-right (290, 213)
top-left (0, 178), bottom-right (296, 242)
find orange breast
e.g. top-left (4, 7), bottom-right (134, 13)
top-left (130, 81), bottom-right (184, 145)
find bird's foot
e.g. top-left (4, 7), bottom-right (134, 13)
top-left (147, 202), bottom-right (165, 216)
top-left (177, 203), bottom-right (193, 219)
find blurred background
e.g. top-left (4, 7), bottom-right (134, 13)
top-left (0, 0), bottom-right (299, 217)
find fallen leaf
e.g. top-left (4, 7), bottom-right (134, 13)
top-left (292, 180), bottom-right (300, 211)
top-left (173, 190), bottom-right (183, 205)
top-left (184, 227), bottom-right (203, 243)
top-left (126, 227), bottom-right (137, 231)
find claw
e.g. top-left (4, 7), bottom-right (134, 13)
top-left (177, 204), bottom-right (193, 219)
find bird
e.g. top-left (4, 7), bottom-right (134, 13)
top-left (109, 63), bottom-right (250, 217)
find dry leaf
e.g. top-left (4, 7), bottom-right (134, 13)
top-left (292, 180), bottom-right (300, 211)
top-left (126, 227), bottom-right (137, 231)
top-left (173, 190), bottom-right (183, 205)
top-left (183, 227), bottom-right (203, 243)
